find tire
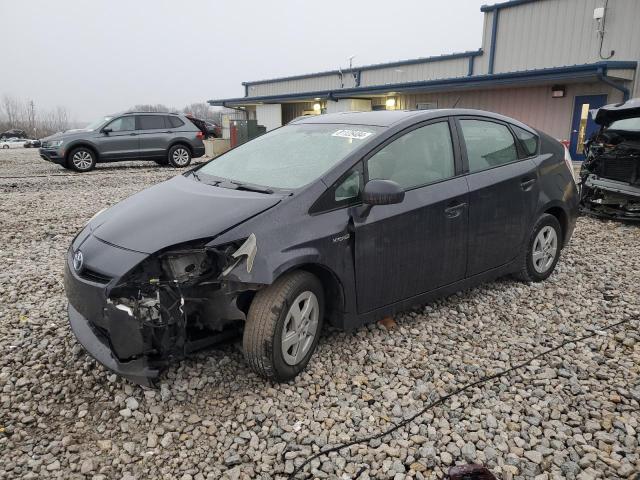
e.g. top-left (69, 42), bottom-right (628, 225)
top-left (2, 145), bottom-right (8, 149)
top-left (168, 144), bottom-right (192, 168)
top-left (513, 213), bottom-right (562, 283)
top-left (67, 147), bottom-right (96, 172)
top-left (243, 271), bottom-right (324, 381)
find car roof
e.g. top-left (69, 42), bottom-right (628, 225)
top-left (290, 108), bottom-right (532, 129)
top-left (121, 111), bottom-right (180, 116)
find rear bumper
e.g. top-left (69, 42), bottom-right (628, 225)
top-left (39, 148), bottom-right (65, 165)
top-left (192, 145), bottom-right (206, 158)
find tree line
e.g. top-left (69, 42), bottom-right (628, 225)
top-left (0, 97), bottom-right (225, 139)
top-left (0, 95), bottom-right (70, 138)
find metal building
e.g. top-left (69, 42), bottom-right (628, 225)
top-left (209, 0), bottom-right (640, 160)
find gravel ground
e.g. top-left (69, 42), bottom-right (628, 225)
top-left (1, 148), bottom-right (639, 480)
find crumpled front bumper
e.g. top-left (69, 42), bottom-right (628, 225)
top-left (64, 242), bottom-right (164, 388)
top-left (580, 175), bottom-right (640, 222)
top-left (68, 302), bottom-right (160, 387)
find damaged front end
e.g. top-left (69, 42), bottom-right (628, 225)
top-left (580, 100), bottom-right (640, 222)
top-left (67, 235), bottom-right (261, 387)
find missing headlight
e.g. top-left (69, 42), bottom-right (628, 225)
top-left (162, 250), bottom-right (212, 283)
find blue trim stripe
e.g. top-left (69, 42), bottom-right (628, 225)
top-left (488, 9), bottom-right (499, 74)
top-left (481, 0), bottom-right (541, 12)
top-left (242, 50), bottom-right (484, 86)
top-left (208, 62), bottom-right (637, 107)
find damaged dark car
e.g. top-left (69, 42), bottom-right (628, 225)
top-left (65, 109), bottom-right (578, 387)
top-left (580, 98), bottom-right (640, 221)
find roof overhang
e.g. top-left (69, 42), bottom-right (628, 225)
top-left (209, 61), bottom-right (637, 107)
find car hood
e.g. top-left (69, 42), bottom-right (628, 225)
top-left (42, 129), bottom-right (94, 142)
top-left (91, 175), bottom-right (282, 254)
top-left (593, 98), bottom-right (640, 126)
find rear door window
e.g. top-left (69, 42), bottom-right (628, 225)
top-left (512, 125), bottom-right (538, 157)
top-left (137, 115), bottom-right (167, 130)
top-left (459, 119), bottom-right (518, 172)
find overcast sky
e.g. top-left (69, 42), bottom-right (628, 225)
top-left (1, 0), bottom-right (490, 122)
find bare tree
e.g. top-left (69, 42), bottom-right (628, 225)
top-left (129, 104), bottom-right (172, 113)
top-left (183, 102), bottom-right (214, 120)
top-left (2, 95), bottom-right (20, 126)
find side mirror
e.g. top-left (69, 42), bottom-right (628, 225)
top-left (102, 127), bottom-right (112, 134)
top-left (362, 179), bottom-right (405, 206)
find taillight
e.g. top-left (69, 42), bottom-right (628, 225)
top-left (563, 145), bottom-right (576, 183)
top-left (196, 131), bottom-right (204, 140)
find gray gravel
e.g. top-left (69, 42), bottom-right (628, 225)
top-left (1, 148), bottom-right (639, 480)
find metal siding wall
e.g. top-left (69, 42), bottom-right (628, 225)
top-left (246, 73), bottom-right (356, 97)
top-left (493, 0), bottom-right (640, 73)
top-left (397, 81), bottom-right (625, 139)
top-left (360, 58), bottom-right (469, 86)
top-left (255, 104), bottom-right (282, 131)
top-left (475, 11), bottom-right (494, 75)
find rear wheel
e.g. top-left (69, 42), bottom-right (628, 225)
top-left (2, 145), bottom-right (8, 149)
top-left (243, 271), bottom-right (324, 381)
top-left (68, 147), bottom-right (96, 172)
top-left (514, 213), bottom-right (562, 282)
top-left (168, 144), bottom-right (191, 168)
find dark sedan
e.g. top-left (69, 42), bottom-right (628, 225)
top-left (65, 109), bottom-right (578, 386)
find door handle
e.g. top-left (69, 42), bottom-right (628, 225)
top-left (129, 133), bottom-right (138, 136)
top-left (444, 202), bottom-right (467, 218)
top-left (520, 178), bottom-right (536, 191)
top-left (165, 131), bottom-right (173, 133)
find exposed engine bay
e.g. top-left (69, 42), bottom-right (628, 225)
top-left (100, 236), bottom-right (260, 375)
top-left (580, 100), bottom-right (640, 222)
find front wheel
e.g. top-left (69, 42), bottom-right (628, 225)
top-left (68, 147), bottom-right (96, 172)
top-left (513, 213), bottom-right (562, 282)
top-left (168, 145), bottom-right (191, 168)
top-left (243, 271), bottom-right (324, 381)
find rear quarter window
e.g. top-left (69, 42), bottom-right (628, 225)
top-left (512, 125), bottom-right (539, 157)
top-left (167, 116), bottom-right (185, 128)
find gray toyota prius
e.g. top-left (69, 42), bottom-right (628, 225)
top-left (65, 109), bottom-right (578, 386)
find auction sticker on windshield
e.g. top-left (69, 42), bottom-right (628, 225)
top-left (331, 129), bottom-right (374, 140)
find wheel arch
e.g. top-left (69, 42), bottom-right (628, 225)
top-left (168, 140), bottom-right (193, 155)
top-left (66, 142), bottom-right (100, 163)
top-left (277, 262), bottom-right (346, 328)
top-left (543, 205), bottom-right (569, 247)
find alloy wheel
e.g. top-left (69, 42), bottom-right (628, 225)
top-left (281, 291), bottom-right (320, 366)
top-left (172, 148), bottom-right (189, 166)
top-left (532, 225), bottom-right (558, 273)
top-left (72, 151), bottom-right (93, 170)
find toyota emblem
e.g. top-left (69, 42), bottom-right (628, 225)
top-left (73, 250), bottom-right (84, 272)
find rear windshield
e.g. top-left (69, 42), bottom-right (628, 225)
top-left (608, 117), bottom-right (640, 131)
top-left (198, 123), bottom-right (382, 189)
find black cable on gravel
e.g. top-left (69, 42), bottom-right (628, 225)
top-left (286, 316), bottom-right (637, 479)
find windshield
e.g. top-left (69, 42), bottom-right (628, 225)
top-left (84, 116), bottom-right (113, 131)
top-left (608, 117), bottom-right (640, 131)
top-left (198, 123), bottom-right (382, 189)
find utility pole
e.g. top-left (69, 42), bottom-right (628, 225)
top-left (28, 100), bottom-right (36, 138)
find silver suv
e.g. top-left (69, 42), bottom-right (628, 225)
top-left (39, 112), bottom-right (206, 172)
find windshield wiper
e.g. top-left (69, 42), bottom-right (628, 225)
top-left (224, 180), bottom-right (274, 194)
